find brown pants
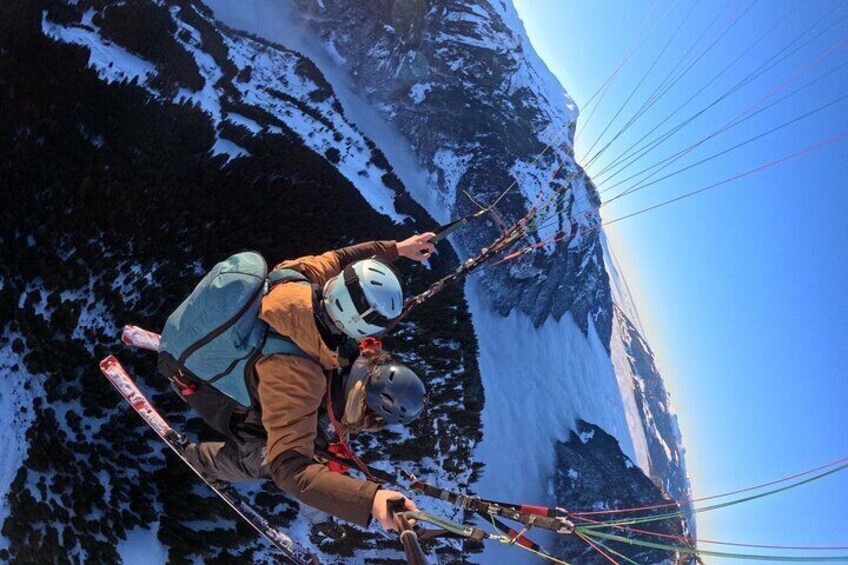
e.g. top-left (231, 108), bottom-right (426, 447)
top-left (185, 440), bottom-right (270, 483)
top-left (185, 440), bottom-right (331, 524)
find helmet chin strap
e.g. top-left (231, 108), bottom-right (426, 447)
top-left (314, 294), bottom-right (347, 353)
top-left (318, 299), bottom-right (344, 335)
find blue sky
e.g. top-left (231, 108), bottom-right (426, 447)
top-left (514, 0), bottom-right (848, 560)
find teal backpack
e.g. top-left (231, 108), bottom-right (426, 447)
top-left (158, 252), bottom-right (313, 410)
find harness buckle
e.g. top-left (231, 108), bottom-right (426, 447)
top-left (556, 518), bottom-right (575, 534)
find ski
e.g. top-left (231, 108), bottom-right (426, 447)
top-left (121, 324), bottom-right (161, 351)
top-left (99, 355), bottom-right (319, 565)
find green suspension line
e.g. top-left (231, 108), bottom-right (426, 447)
top-left (581, 530), bottom-right (848, 562)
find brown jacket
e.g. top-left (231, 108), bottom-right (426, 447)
top-left (256, 240), bottom-right (398, 526)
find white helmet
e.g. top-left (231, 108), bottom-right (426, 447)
top-left (323, 258), bottom-right (403, 338)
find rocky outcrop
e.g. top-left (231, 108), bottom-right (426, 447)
top-left (553, 420), bottom-right (696, 564)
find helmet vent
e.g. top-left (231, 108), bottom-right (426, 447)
top-left (389, 369), bottom-right (395, 382)
top-left (391, 297), bottom-right (395, 310)
top-left (368, 267), bottom-right (386, 275)
top-left (370, 280), bottom-right (384, 286)
top-left (335, 298), bottom-right (344, 312)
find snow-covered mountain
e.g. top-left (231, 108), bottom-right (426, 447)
top-left (1, 0), bottom-right (692, 563)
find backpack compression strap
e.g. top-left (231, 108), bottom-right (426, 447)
top-left (266, 267), bottom-right (310, 290)
top-left (262, 331), bottom-right (313, 360)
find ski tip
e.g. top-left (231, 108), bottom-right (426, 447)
top-left (99, 355), bottom-right (120, 372)
top-left (121, 324), bottom-right (161, 351)
top-left (120, 325), bottom-right (136, 345)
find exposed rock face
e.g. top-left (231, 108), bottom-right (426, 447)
top-left (553, 420), bottom-right (696, 564)
top-left (286, 0), bottom-right (613, 342)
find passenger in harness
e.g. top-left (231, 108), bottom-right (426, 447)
top-left (182, 336), bottom-right (426, 541)
top-left (159, 234), bottom-right (434, 540)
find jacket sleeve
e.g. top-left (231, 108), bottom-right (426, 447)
top-left (270, 451), bottom-right (380, 526)
top-left (256, 354), bottom-right (380, 526)
top-left (278, 240), bottom-right (399, 286)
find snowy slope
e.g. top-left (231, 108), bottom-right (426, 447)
top-left (43, 5), bottom-right (410, 223)
top-left (208, 0), bottom-right (610, 329)
top-left (6, 3), bottom-right (481, 562)
top-left (602, 234), bottom-right (692, 508)
top-left (204, 0), bottom-right (441, 222)
top-left (467, 280), bottom-right (646, 562)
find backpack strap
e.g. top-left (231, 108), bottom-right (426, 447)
top-left (261, 330), bottom-right (313, 359)
top-left (261, 268), bottom-right (315, 360)
top-left (266, 267), bottom-right (310, 291)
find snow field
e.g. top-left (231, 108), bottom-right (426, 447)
top-left (117, 525), bottom-right (168, 565)
top-left (221, 32), bottom-right (407, 222)
top-left (44, 4), bottom-right (409, 222)
top-left (466, 279), bottom-right (642, 563)
top-left (42, 10), bottom-right (158, 87)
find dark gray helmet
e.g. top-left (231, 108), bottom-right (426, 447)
top-left (365, 363), bottom-right (426, 425)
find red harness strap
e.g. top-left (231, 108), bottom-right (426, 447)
top-left (170, 372), bottom-right (198, 396)
top-left (326, 443), bottom-right (352, 474)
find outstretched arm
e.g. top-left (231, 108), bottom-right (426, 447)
top-left (258, 354), bottom-right (379, 524)
top-left (275, 233), bottom-right (436, 286)
top-left (257, 354), bottom-right (416, 527)
top-left (330, 232), bottom-right (436, 271)
top-left (270, 451), bottom-right (380, 526)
